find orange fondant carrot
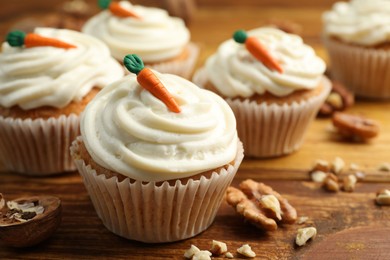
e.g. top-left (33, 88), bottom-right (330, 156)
top-left (99, 0), bottom-right (141, 19)
top-left (233, 30), bottom-right (283, 74)
top-left (123, 54), bottom-right (181, 113)
top-left (6, 31), bottom-right (76, 49)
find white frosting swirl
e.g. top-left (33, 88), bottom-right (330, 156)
top-left (82, 1), bottom-right (190, 62)
top-left (323, 0), bottom-right (390, 46)
top-left (205, 27), bottom-right (326, 98)
top-left (0, 28), bottom-right (124, 110)
top-left (81, 72), bottom-right (238, 182)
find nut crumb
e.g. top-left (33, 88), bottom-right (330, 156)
top-left (323, 173), bottom-right (340, 192)
top-left (237, 244), bottom-right (256, 258)
top-left (225, 252), bottom-right (234, 259)
top-left (310, 171), bottom-right (328, 183)
top-left (332, 157), bottom-right (345, 175)
top-left (296, 227), bottom-right (317, 246)
top-left (210, 240), bottom-right (228, 256)
top-left (342, 174), bottom-right (357, 192)
top-left (375, 189), bottom-right (390, 206)
top-left (184, 245), bottom-right (201, 259)
top-left (297, 216), bottom-right (309, 225)
top-left (377, 163), bottom-right (390, 172)
top-left (192, 250), bottom-right (212, 260)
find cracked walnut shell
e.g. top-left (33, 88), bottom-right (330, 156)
top-left (225, 179), bottom-right (297, 231)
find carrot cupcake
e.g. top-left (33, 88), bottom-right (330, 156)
top-left (323, 0), bottom-right (390, 99)
top-left (0, 27), bottom-right (124, 175)
top-left (70, 54), bottom-right (243, 243)
top-left (194, 27), bottom-right (331, 158)
top-left (82, 0), bottom-right (198, 78)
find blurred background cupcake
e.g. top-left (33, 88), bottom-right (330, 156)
top-left (194, 27), bottom-right (331, 158)
top-left (323, 0), bottom-right (390, 99)
top-left (71, 54), bottom-right (243, 243)
top-left (82, 0), bottom-right (199, 78)
top-left (0, 27), bottom-right (124, 175)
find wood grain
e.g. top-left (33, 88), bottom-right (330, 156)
top-left (1, 1), bottom-right (390, 259)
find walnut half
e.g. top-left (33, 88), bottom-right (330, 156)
top-left (225, 179), bottom-right (297, 231)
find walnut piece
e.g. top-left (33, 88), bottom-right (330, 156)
top-left (184, 245), bottom-right (201, 259)
top-left (225, 252), bottom-right (234, 259)
top-left (210, 240), bottom-right (228, 256)
top-left (342, 174), bottom-right (357, 192)
top-left (296, 227), bottom-right (317, 246)
top-left (332, 157), bottom-right (345, 175)
top-left (311, 159), bottom-right (331, 173)
top-left (237, 244), bottom-right (256, 258)
top-left (226, 179), bottom-right (297, 231)
top-left (332, 112), bottom-right (380, 141)
top-left (318, 80), bottom-right (354, 117)
top-left (311, 171), bottom-right (328, 183)
top-left (192, 250), bottom-right (212, 260)
top-left (323, 173), bottom-right (340, 192)
top-left (375, 189), bottom-right (390, 206)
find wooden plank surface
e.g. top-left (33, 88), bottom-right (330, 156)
top-left (1, 1), bottom-right (390, 259)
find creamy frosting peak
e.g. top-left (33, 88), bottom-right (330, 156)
top-left (205, 27), bottom-right (326, 98)
top-left (82, 1), bottom-right (190, 62)
top-left (0, 28), bottom-right (124, 110)
top-left (81, 71), bottom-right (238, 182)
top-left (323, 0), bottom-right (390, 46)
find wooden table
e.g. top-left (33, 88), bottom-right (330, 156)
top-left (1, 2), bottom-right (390, 259)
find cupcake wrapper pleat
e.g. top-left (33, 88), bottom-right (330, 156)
top-left (0, 114), bottom-right (79, 175)
top-left (324, 36), bottom-right (390, 99)
top-left (70, 137), bottom-right (244, 243)
top-left (193, 68), bottom-right (331, 158)
top-left (147, 43), bottom-right (199, 79)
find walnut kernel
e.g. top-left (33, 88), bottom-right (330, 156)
top-left (332, 112), bottom-right (380, 141)
top-left (226, 180), bottom-right (297, 231)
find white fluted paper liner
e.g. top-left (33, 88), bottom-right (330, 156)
top-left (193, 68), bottom-right (331, 158)
top-left (146, 43), bottom-right (199, 79)
top-left (70, 137), bottom-right (244, 243)
top-left (324, 36), bottom-right (390, 99)
top-left (0, 114), bottom-right (79, 175)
